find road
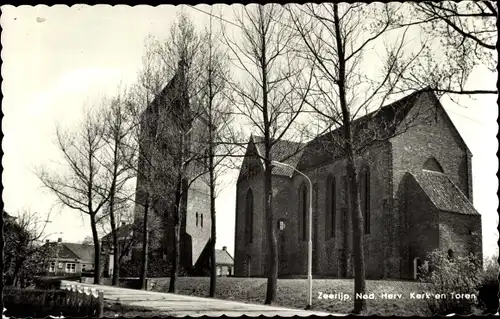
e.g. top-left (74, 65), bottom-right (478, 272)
top-left (61, 280), bottom-right (334, 317)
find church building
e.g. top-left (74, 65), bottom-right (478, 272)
top-left (132, 61), bottom-right (211, 273)
top-left (234, 89), bottom-right (482, 280)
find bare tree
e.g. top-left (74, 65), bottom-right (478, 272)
top-left (127, 12), bottom-right (208, 292)
top-left (36, 105), bottom-right (110, 284)
top-left (287, 2), bottom-right (435, 313)
top-left (99, 89), bottom-right (136, 286)
top-left (392, 1), bottom-right (497, 95)
top-left (195, 11), bottom-right (235, 297)
top-left (3, 209), bottom-right (56, 288)
top-left (222, 4), bottom-right (314, 304)
top-left (126, 34), bottom-right (171, 290)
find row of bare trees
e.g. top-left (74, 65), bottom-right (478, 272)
top-left (35, 2), bottom-right (496, 314)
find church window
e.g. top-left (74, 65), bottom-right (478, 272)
top-left (423, 157), bottom-right (444, 173)
top-left (298, 184), bottom-right (308, 241)
top-left (245, 189), bottom-right (254, 243)
top-left (359, 167), bottom-right (371, 235)
top-left (201, 214), bottom-right (204, 228)
top-left (326, 176), bottom-right (336, 239)
top-left (196, 212), bottom-right (199, 227)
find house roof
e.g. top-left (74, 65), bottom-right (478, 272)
top-left (215, 249), bottom-right (234, 265)
top-left (412, 170), bottom-right (479, 216)
top-left (101, 223), bottom-right (135, 242)
top-left (64, 243), bottom-right (95, 263)
top-left (46, 242), bottom-right (94, 262)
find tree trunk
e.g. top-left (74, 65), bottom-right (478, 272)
top-left (209, 161), bottom-right (217, 297)
top-left (264, 161), bottom-right (278, 305)
top-left (90, 214), bottom-right (101, 285)
top-left (140, 197), bottom-right (150, 290)
top-left (109, 185), bottom-right (119, 286)
top-left (333, 3), bottom-right (366, 313)
top-left (169, 182), bottom-right (182, 293)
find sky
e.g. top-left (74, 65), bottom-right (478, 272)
top-left (1, 4), bottom-right (498, 260)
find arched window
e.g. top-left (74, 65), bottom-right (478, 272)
top-left (245, 189), bottom-right (254, 243)
top-left (326, 176), bottom-right (336, 239)
top-left (423, 157), bottom-right (444, 173)
top-left (298, 184), bottom-right (308, 241)
top-left (201, 214), bottom-right (204, 228)
top-left (359, 167), bottom-right (371, 234)
top-left (196, 212), bottom-right (199, 227)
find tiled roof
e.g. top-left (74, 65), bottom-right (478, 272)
top-left (215, 249), bottom-right (234, 265)
top-left (412, 170), bottom-right (479, 216)
top-left (46, 242), bottom-right (94, 262)
top-left (251, 135), bottom-right (307, 177)
top-left (297, 89), bottom-right (425, 170)
top-left (101, 224), bottom-right (135, 242)
top-left (64, 243), bottom-right (95, 263)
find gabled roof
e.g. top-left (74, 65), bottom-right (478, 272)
top-left (249, 135), bottom-right (307, 177)
top-left (297, 89), bottom-right (425, 170)
top-left (64, 243), bottom-right (94, 263)
top-left (215, 249), bottom-right (234, 265)
top-left (46, 242), bottom-right (94, 262)
top-left (101, 223), bottom-right (135, 242)
top-left (412, 170), bottom-right (479, 216)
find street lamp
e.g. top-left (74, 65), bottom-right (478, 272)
top-left (271, 160), bottom-right (313, 309)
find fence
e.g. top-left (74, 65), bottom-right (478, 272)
top-left (60, 283), bottom-right (104, 317)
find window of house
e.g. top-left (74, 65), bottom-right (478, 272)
top-left (228, 267), bottom-right (232, 276)
top-left (299, 184), bottom-right (308, 241)
top-left (49, 262), bottom-right (55, 272)
top-left (65, 263), bottom-right (76, 273)
top-left (245, 189), bottom-right (254, 243)
top-left (58, 262), bottom-right (63, 269)
top-left (326, 176), bottom-right (336, 239)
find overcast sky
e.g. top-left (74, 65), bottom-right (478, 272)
top-left (1, 4), bottom-right (498, 259)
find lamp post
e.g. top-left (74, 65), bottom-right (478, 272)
top-left (271, 160), bottom-right (313, 309)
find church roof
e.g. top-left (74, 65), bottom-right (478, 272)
top-left (251, 135), bottom-right (306, 177)
top-left (412, 170), bottom-right (479, 216)
top-left (297, 89), bottom-right (425, 170)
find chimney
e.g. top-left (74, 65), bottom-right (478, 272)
top-left (45, 239), bottom-right (50, 244)
top-left (121, 221), bottom-right (126, 227)
top-left (57, 238), bottom-right (62, 243)
top-left (222, 246), bottom-right (227, 252)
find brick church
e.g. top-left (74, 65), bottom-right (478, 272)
top-left (234, 89), bottom-right (482, 280)
top-left (132, 61), bottom-right (212, 273)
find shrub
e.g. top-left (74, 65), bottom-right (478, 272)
top-left (478, 255), bottom-right (499, 314)
top-left (419, 249), bottom-right (482, 315)
top-left (3, 287), bottom-right (101, 318)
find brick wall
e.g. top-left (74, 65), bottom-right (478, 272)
top-left (391, 91), bottom-right (470, 199)
top-left (398, 173), bottom-right (440, 279)
top-left (439, 211), bottom-right (482, 259)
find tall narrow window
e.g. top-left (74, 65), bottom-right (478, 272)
top-left (245, 189), bottom-right (254, 243)
top-left (196, 212), bottom-right (199, 227)
top-left (423, 157), bottom-right (444, 173)
top-left (326, 176), bottom-right (336, 239)
top-left (201, 213), bottom-right (204, 228)
top-left (359, 167), bottom-right (371, 234)
top-left (299, 184), bottom-right (308, 241)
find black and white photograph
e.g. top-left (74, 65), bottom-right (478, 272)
top-left (1, 2), bottom-right (498, 317)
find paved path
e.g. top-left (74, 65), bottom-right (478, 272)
top-left (62, 281), bottom-right (333, 317)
